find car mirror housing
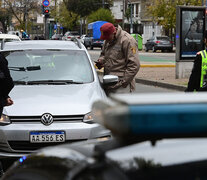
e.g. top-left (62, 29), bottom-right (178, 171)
top-left (103, 75), bottom-right (119, 84)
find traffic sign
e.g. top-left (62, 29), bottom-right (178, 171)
top-left (42, 0), bottom-right (50, 7)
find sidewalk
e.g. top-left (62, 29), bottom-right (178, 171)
top-left (136, 65), bottom-right (188, 91)
top-left (96, 65), bottom-right (189, 92)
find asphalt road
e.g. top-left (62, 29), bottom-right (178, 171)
top-left (87, 48), bottom-right (175, 64)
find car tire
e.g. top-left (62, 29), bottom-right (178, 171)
top-left (152, 46), bottom-right (156, 52)
top-left (145, 46), bottom-right (148, 52)
top-left (169, 48), bottom-right (173, 52)
top-left (90, 46), bottom-right (93, 50)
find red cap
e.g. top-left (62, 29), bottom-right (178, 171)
top-left (100, 23), bottom-right (116, 40)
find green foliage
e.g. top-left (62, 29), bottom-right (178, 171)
top-left (50, 2), bottom-right (80, 30)
top-left (63, 0), bottom-right (113, 17)
top-left (147, 0), bottom-right (202, 34)
top-left (87, 8), bottom-right (115, 24)
top-left (0, 8), bottom-right (11, 32)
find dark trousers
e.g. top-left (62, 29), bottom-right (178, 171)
top-left (0, 107), bottom-right (2, 117)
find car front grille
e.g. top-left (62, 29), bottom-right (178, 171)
top-left (8, 140), bottom-right (87, 151)
top-left (10, 115), bottom-right (84, 123)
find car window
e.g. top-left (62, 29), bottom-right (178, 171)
top-left (70, 32), bottom-right (79, 36)
top-left (149, 38), bottom-right (153, 41)
top-left (6, 50), bottom-right (94, 83)
top-left (157, 37), bottom-right (169, 41)
top-left (0, 38), bottom-right (20, 42)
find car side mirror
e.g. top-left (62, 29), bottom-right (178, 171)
top-left (103, 75), bottom-right (119, 84)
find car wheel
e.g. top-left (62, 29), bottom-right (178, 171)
top-left (169, 48), bottom-right (173, 52)
top-left (90, 46), bottom-right (93, 50)
top-left (152, 46), bottom-right (156, 52)
top-left (145, 46), bottom-right (148, 52)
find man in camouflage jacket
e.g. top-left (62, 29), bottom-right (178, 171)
top-left (96, 23), bottom-right (140, 95)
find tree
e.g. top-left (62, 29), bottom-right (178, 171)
top-left (146, 0), bottom-right (202, 38)
top-left (50, 2), bottom-right (80, 31)
top-left (0, 6), bottom-right (11, 33)
top-left (63, 0), bottom-right (113, 18)
top-left (87, 8), bottom-right (115, 24)
top-left (4, 0), bottom-right (40, 31)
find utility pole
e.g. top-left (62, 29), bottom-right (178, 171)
top-left (25, 0), bottom-right (28, 33)
top-left (122, 0), bottom-right (125, 29)
top-left (128, 0), bottom-right (133, 34)
top-left (102, 0), bottom-right (104, 8)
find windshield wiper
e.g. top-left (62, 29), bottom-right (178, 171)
top-left (9, 66), bottom-right (41, 71)
top-left (27, 80), bottom-right (84, 85)
top-left (14, 81), bottom-right (27, 85)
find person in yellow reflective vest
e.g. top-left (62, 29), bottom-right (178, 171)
top-left (186, 31), bottom-right (207, 92)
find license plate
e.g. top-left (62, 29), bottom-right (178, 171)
top-left (30, 131), bottom-right (65, 143)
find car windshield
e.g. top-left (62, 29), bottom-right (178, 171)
top-left (5, 50), bottom-right (94, 84)
top-left (157, 37), bottom-right (169, 41)
top-left (70, 32), bottom-right (79, 35)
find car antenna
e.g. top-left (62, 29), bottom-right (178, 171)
top-left (1, 38), bottom-right (5, 50)
top-left (71, 37), bottom-right (82, 49)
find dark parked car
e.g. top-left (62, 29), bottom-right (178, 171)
top-left (80, 34), bottom-right (92, 48)
top-left (145, 36), bottom-right (173, 52)
top-left (3, 92), bottom-right (207, 180)
top-left (82, 35), bottom-right (103, 50)
top-left (90, 38), bottom-right (104, 50)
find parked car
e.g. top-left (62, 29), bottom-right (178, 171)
top-left (89, 38), bottom-right (104, 50)
top-left (87, 21), bottom-right (107, 50)
top-left (80, 34), bottom-right (92, 48)
top-left (51, 33), bottom-right (63, 40)
top-left (7, 31), bottom-right (22, 38)
top-left (3, 92), bottom-right (207, 180)
top-left (0, 40), bottom-right (118, 169)
top-left (145, 36), bottom-right (173, 52)
top-left (62, 31), bottom-right (80, 41)
top-left (81, 35), bottom-right (103, 50)
top-left (0, 34), bottom-right (21, 43)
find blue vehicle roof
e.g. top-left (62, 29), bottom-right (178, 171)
top-left (88, 21), bottom-right (108, 39)
top-left (92, 93), bottom-right (207, 141)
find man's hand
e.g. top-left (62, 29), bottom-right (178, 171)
top-left (108, 80), bottom-right (124, 90)
top-left (95, 59), bottom-right (103, 70)
top-left (6, 98), bottom-right (13, 106)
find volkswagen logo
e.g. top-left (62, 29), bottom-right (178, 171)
top-left (41, 113), bottom-right (53, 126)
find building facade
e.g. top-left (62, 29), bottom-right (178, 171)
top-left (110, 0), bottom-right (162, 45)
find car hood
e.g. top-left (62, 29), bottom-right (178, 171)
top-left (4, 83), bottom-right (106, 116)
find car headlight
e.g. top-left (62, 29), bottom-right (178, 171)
top-left (0, 114), bottom-right (11, 125)
top-left (83, 112), bottom-right (94, 124)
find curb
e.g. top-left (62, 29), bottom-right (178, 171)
top-left (135, 78), bottom-right (186, 91)
top-left (95, 64), bottom-right (175, 70)
top-left (141, 64), bottom-right (175, 67)
top-left (96, 69), bottom-right (186, 92)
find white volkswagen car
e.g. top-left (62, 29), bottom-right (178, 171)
top-left (0, 40), bottom-right (115, 158)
